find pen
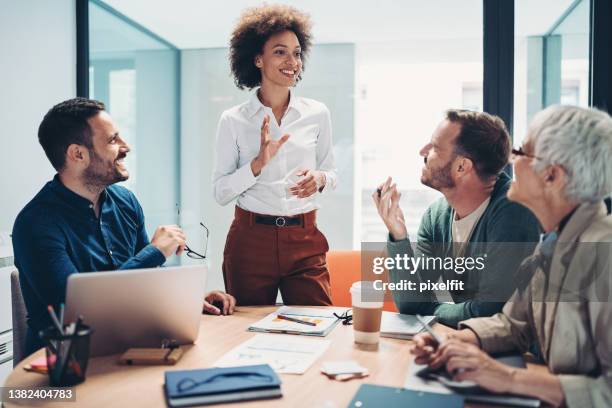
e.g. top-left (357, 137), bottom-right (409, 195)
top-left (415, 314), bottom-right (444, 346)
top-left (59, 303), bottom-right (65, 327)
top-left (47, 305), bottom-right (64, 335)
top-left (277, 314), bottom-right (316, 326)
top-left (69, 316), bottom-right (84, 376)
top-left (416, 315), bottom-right (468, 377)
top-left (61, 316), bottom-right (85, 380)
top-left (74, 315), bottom-right (84, 333)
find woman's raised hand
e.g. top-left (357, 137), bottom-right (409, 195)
top-left (251, 115), bottom-right (290, 176)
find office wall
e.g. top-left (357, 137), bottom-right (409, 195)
top-left (0, 0), bottom-right (76, 237)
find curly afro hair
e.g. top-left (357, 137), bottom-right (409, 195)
top-left (229, 4), bottom-right (312, 90)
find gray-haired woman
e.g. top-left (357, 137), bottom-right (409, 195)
top-left (411, 105), bottom-right (612, 407)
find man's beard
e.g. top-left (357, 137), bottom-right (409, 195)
top-left (82, 150), bottom-right (128, 191)
top-left (421, 157), bottom-right (455, 190)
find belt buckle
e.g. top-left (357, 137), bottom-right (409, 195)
top-left (275, 217), bottom-right (286, 227)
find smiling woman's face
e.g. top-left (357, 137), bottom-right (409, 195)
top-left (256, 30), bottom-right (303, 88)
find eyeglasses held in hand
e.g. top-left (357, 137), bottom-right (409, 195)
top-left (184, 222), bottom-right (209, 260)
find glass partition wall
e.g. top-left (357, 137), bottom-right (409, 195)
top-left (88, 0), bottom-right (180, 260)
top-left (514, 0), bottom-right (590, 146)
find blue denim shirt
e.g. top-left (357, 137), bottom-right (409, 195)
top-left (12, 175), bottom-right (165, 354)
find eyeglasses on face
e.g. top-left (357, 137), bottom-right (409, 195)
top-left (511, 146), bottom-right (542, 161)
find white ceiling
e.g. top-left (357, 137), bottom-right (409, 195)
top-left (100, 0), bottom-right (578, 50)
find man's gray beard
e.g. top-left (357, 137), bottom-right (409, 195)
top-left (421, 159), bottom-right (455, 190)
top-left (82, 152), bottom-right (127, 193)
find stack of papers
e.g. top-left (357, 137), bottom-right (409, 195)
top-left (381, 312), bottom-right (437, 339)
top-left (248, 306), bottom-right (349, 337)
top-left (215, 334), bottom-right (330, 374)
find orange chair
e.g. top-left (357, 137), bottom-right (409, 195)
top-left (326, 250), bottom-right (397, 312)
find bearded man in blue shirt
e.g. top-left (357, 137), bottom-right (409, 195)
top-left (12, 98), bottom-right (235, 356)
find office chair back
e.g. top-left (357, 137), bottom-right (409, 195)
top-left (327, 250), bottom-right (396, 312)
top-left (10, 269), bottom-right (27, 366)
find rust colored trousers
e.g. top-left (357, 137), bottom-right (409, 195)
top-left (222, 206), bottom-right (332, 306)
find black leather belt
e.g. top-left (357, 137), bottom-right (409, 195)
top-left (254, 214), bottom-right (302, 227)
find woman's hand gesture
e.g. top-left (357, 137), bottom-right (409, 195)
top-left (251, 115), bottom-right (290, 176)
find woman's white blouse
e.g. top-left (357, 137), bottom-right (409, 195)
top-left (213, 90), bottom-right (337, 216)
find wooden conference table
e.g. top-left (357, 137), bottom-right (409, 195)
top-left (4, 306), bottom-right (547, 407)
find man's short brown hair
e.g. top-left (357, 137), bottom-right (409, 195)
top-left (229, 4), bottom-right (312, 90)
top-left (445, 109), bottom-right (510, 180)
top-left (38, 97), bottom-right (105, 171)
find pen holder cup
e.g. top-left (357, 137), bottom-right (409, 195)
top-left (40, 324), bottom-right (93, 386)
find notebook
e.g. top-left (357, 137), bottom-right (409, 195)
top-left (164, 364), bottom-right (281, 407)
top-left (415, 354), bottom-right (541, 407)
top-left (247, 306), bottom-right (348, 337)
top-left (380, 312), bottom-right (437, 339)
top-left (348, 384), bottom-right (463, 407)
top-left (23, 356), bottom-right (50, 374)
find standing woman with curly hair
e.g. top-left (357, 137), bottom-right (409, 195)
top-left (213, 5), bottom-right (337, 306)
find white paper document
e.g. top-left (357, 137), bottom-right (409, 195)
top-left (214, 334), bottom-right (331, 374)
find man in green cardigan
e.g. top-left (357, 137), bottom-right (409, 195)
top-left (373, 110), bottom-right (540, 327)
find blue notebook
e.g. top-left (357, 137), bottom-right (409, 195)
top-left (348, 384), bottom-right (463, 407)
top-left (164, 364), bottom-right (282, 407)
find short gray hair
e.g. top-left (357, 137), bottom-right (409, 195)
top-left (529, 105), bottom-right (612, 203)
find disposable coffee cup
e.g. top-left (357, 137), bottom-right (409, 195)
top-left (350, 281), bottom-right (384, 345)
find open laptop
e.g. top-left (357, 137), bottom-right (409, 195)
top-left (65, 265), bottom-right (207, 357)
